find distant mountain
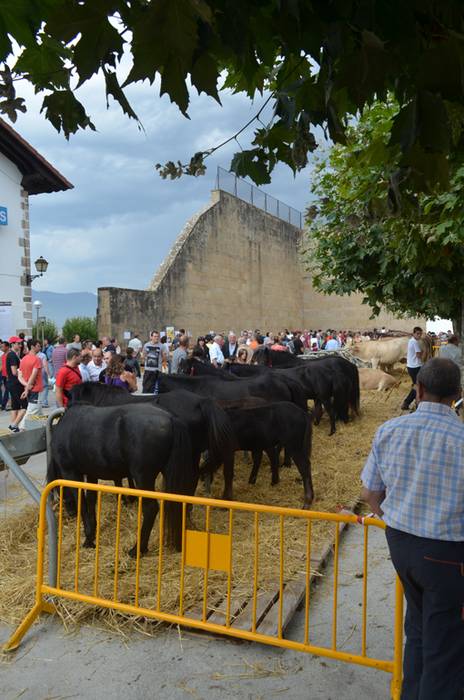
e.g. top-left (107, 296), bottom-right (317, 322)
top-left (31, 291), bottom-right (97, 329)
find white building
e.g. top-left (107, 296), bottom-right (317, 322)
top-left (0, 119), bottom-right (72, 338)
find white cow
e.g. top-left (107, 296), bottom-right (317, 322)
top-left (351, 337), bottom-right (409, 371)
top-left (358, 368), bottom-right (399, 391)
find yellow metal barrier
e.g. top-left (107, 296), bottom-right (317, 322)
top-left (4, 480), bottom-right (403, 699)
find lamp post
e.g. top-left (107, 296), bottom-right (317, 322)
top-left (33, 300), bottom-right (42, 337)
top-left (26, 256), bottom-right (49, 285)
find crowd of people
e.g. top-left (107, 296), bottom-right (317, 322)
top-left (0, 326), bottom-right (458, 433)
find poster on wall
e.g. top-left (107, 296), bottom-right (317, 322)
top-left (0, 302), bottom-right (13, 339)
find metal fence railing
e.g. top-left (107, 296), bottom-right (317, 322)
top-left (215, 166), bottom-right (303, 229)
top-left (4, 480), bottom-right (404, 699)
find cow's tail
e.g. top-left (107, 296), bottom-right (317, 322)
top-left (201, 400), bottom-right (236, 471)
top-left (164, 417), bottom-right (195, 550)
top-left (303, 411), bottom-right (313, 459)
top-left (350, 365), bottom-right (360, 416)
top-left (288, 380), bottom-right (308, 412)
top-left (332, 372), bottom-right (350, 422)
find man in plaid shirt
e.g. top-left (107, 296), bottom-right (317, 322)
top-left (362, 357), bottom-right (464, 699)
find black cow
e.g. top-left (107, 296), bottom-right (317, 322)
top-left (69, 382), bottom-right (236, 488)
top-left (171, 362), bottom-right (308, 413)
top-left (48, 403), bottom-right (196, 554)
top-left (202, 401), bottom-right (314, 508)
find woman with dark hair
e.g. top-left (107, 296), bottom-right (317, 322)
top-left (104, 354), bottom-right (137, 392)
top-left (124, 346), bottom-right (141, 377)
top-left (192, 336), bottom-right (210, 362)
top-left (236, 347), bottom-right (249, 364)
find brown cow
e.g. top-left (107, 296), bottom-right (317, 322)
top-left (358, 368), bottom-right (399, 391)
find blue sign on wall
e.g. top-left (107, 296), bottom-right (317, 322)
top-left (0, 206), bottom-right (7, 225)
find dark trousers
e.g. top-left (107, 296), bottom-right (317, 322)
top-left (142, 371), bottom-right (155, 394)
top-left (403, 366), bottom-right (421, 408)
top-left (1, 375), bottom-right (9, 408)
top-left (386, 527), bottom-right (464, 699)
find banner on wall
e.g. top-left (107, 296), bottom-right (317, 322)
top-left (0, 302), bottom-right (13, 339)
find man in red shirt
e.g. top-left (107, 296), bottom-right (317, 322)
top-left (55, 348), bottom-right (82, 407)
top-left (18, 339), bottom-right (44, 429)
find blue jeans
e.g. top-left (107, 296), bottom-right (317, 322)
top-left (40, 371), bottom-right (49, 406)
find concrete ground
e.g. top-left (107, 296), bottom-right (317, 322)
top-left (0, 391), bottom-right (399, 700)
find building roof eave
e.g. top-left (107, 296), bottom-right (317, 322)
top-left (0, 118), bottom-right (73, 194)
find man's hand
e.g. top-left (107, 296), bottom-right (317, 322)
top-left (361, 487), bottom-right (385, 517)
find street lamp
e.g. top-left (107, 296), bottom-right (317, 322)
top-left (33, 300), bottom-right (42, 334)
top-left (26, 256), bottom-right (49, 285)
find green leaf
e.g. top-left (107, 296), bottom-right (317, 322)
top-left (41, 90), bottom-right (96, 138)
top-left (191, 52), bottom-right (220, 102)
top-left (14, 38), bottom-right (70, 90)
top-left (230, 149), bottom-right (272, 185)
top-left (103, 68), bottom-right (139, 122)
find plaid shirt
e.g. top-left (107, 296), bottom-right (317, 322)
top-left (361, 402), bottom-right (464, 541)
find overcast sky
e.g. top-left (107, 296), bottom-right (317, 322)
top-left (12, 73), bottom-right (317, 295)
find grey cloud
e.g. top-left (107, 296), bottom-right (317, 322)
top-left (14, 78), bottom-right (315, 295)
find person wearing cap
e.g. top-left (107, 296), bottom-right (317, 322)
top-left (361, 358), bottom-right (464, 698)
top-left (5, 337), bottom-right (27, 432)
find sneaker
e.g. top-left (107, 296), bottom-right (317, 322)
top-left (8, 425), bottom-right (20, 433)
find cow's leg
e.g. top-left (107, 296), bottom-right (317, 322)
top-left (292, 451), bottom-right (314, 508)
top-left (200, 451), bottom-right (214, 495)
top-left (60, 470), bottom-right (95, 548)
top-left (129, 474), bottom-right (158, 557)
top-left (222, 453), bottom-right (235, 500)
top-left (282, 446), bottom-right (292, 468)
top-left (323, 399), bottom-right (336, 435)
top-left (83, 477), bottom-right (97, 548)
top-left (248, 449), bottom-right (263, 484)
top-left (268, 447), bottom-right (280, 485)
top-left (313, 399), bottom-right (323, 425)
top-left (137, 498), bottom-right (159, 555)
top-left (115, 476), bottom-right (136, 504)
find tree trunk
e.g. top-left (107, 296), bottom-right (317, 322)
top-left (452, 300), bottom-right (464, 366)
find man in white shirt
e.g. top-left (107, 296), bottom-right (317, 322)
top-left (223, 332), bottom-right (238, 361)
top-left (128, 334), bottom-right (143, 357)
top-left (401, 326), bottom-right (423, 410)
top-left (87, 348), bottom-right (107, 382)
top-left (210, 335), bottom-right (225, 368)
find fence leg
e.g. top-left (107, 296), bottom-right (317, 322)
top-left (390, 577), bottom-right (404, 699)
top-left (3, 601), bottom-right (55, 652)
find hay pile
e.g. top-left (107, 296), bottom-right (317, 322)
top-left (0, 371), bottom-right (410, 637)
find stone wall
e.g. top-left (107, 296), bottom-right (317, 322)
top-left (302, 273), bottom-right (421, 332)
top-left (98, 189), bottom-right (305, 341)
top-left (98, 188), bottom-right (421, 343)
